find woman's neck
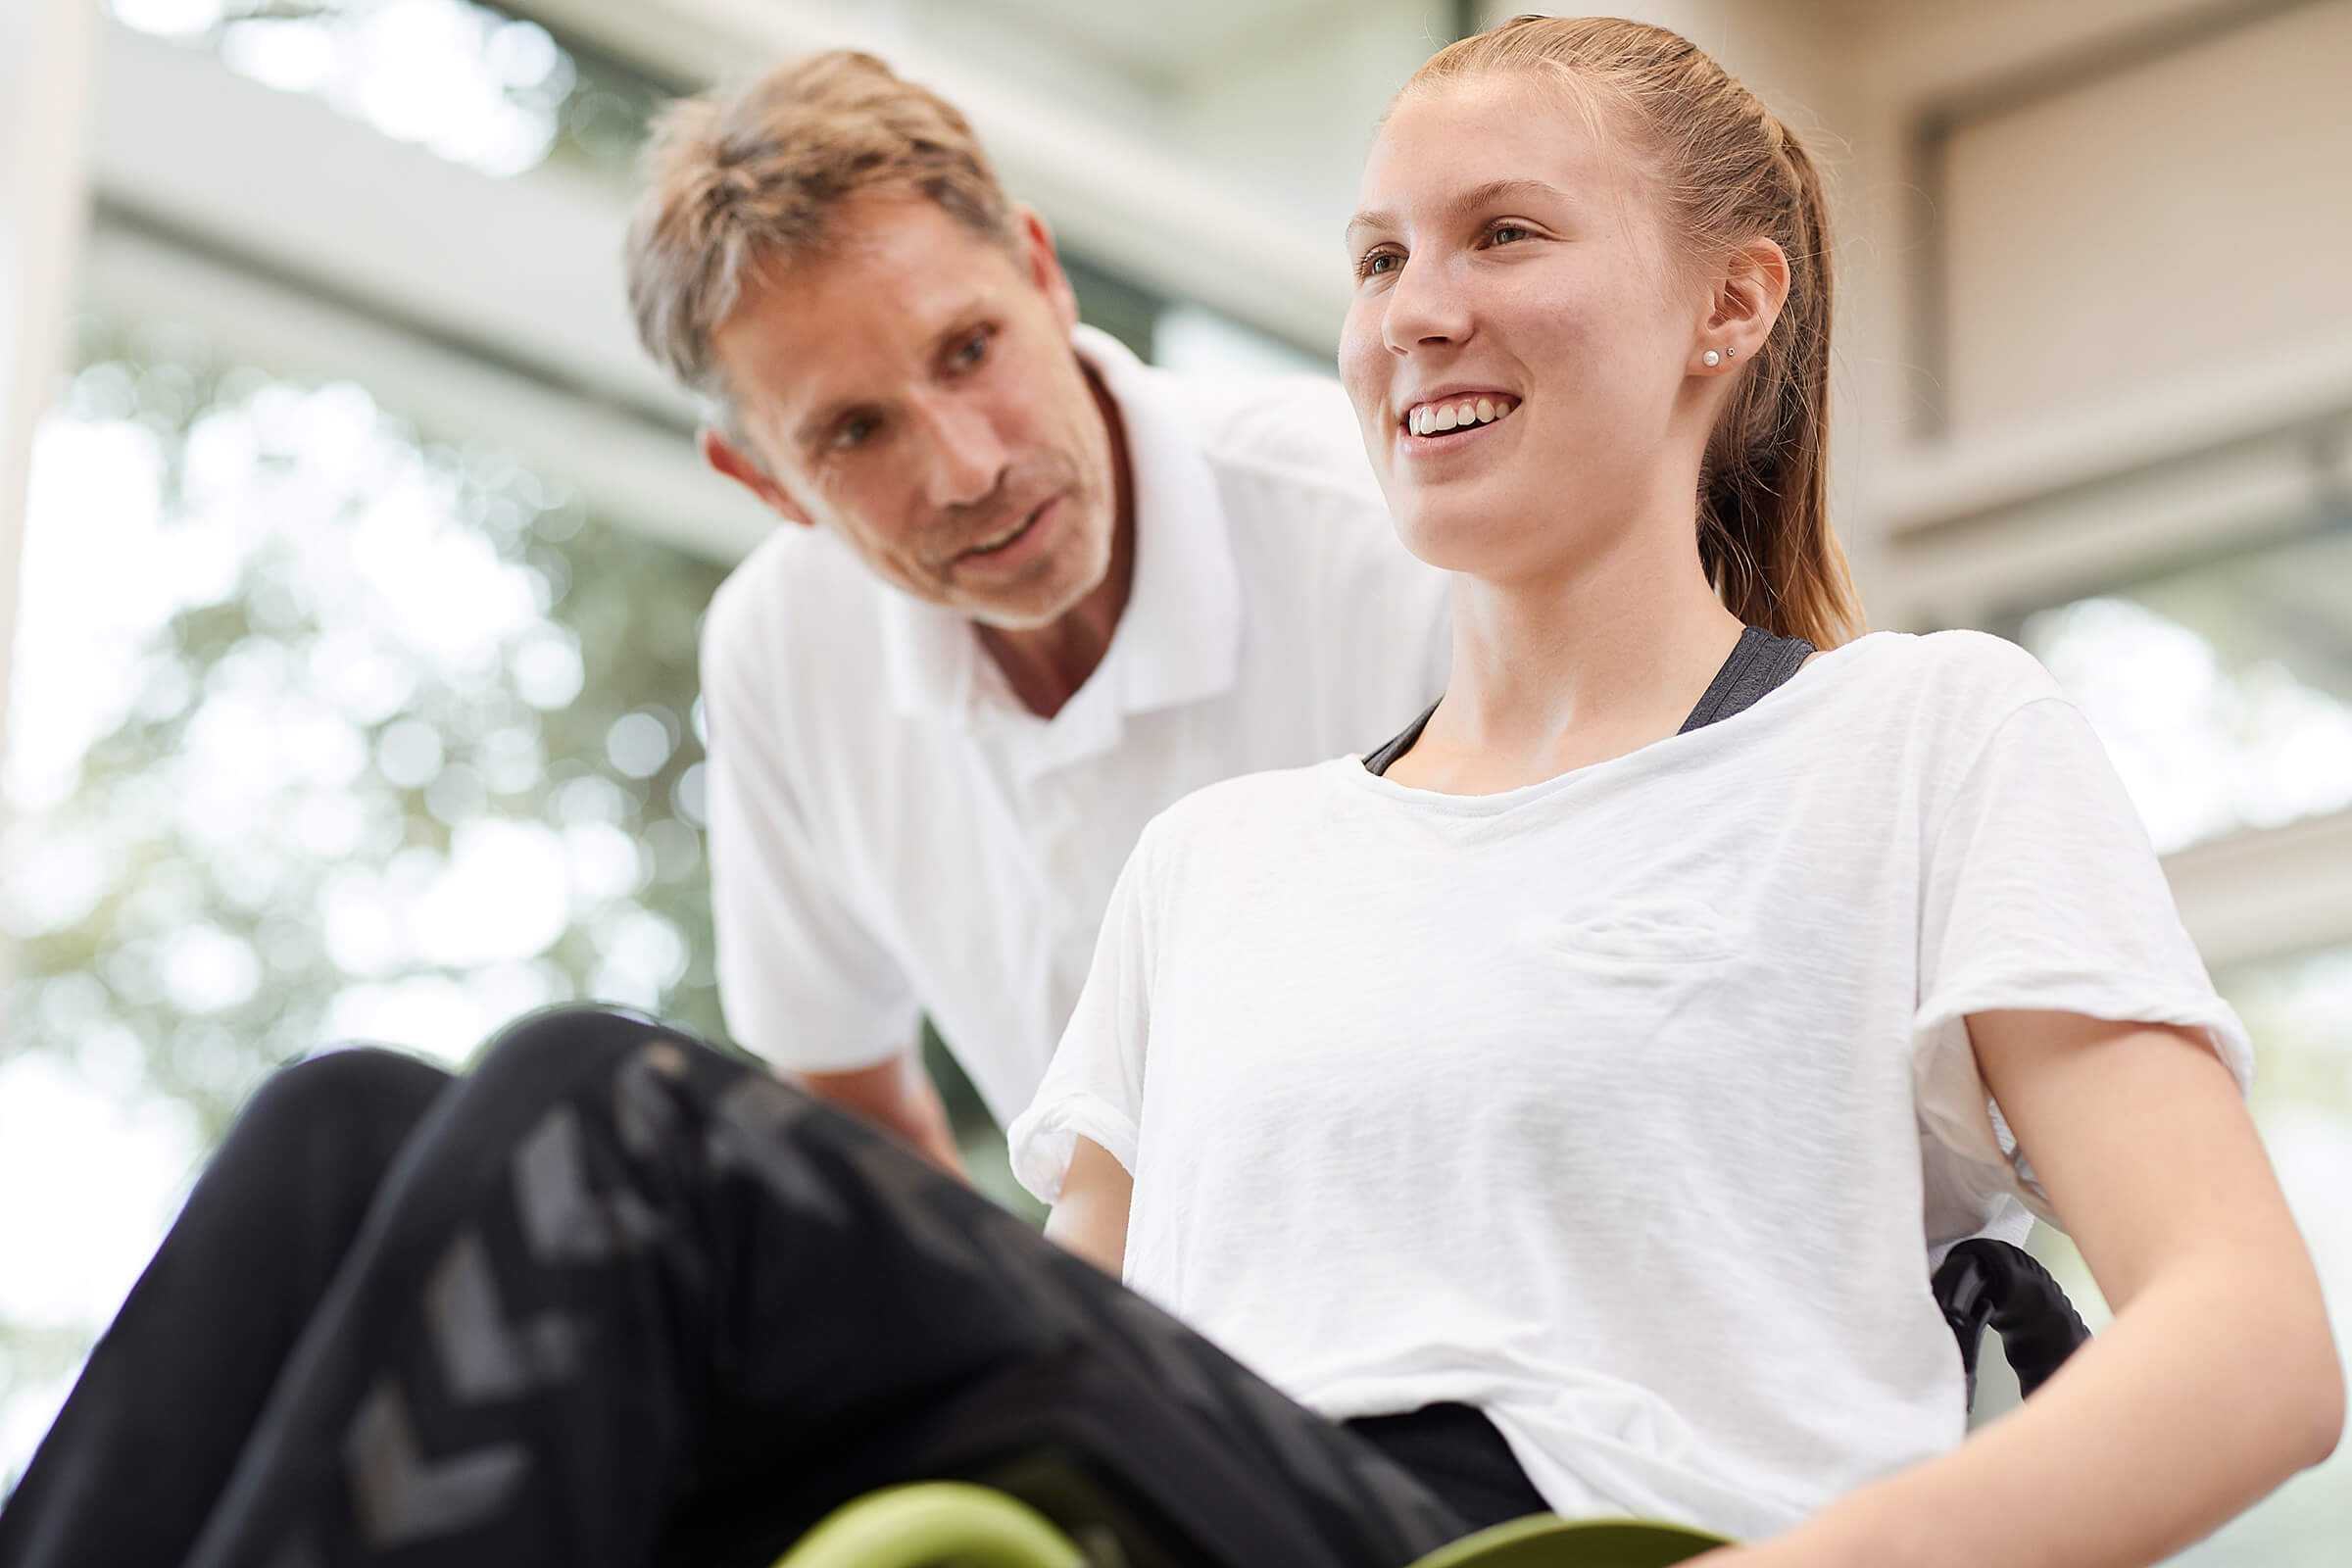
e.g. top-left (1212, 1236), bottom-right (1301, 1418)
top-left (1390, 527), bottom-right (1747, 797)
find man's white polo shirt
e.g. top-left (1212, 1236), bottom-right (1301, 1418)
top-left (700, 324), bottom-right (1450, 1128)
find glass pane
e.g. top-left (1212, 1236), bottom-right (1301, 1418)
top-left (2013, 523), bottom-right (2352, 854)
top-left (0, 311), bottom-right (725, 1485)
top-left (106, 0), bottom-right (672, 179)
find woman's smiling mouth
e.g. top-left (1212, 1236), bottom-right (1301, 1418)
top-left (1401, 393), bottom-right (1522, 442)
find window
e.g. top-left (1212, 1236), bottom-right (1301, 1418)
top-left (0, 312), bottom-right (724, 1484)
top-left (2009, 524), bottom-right (2352, 854)
top-left (2008, 942), bottom-right (2352, 1564)
top-left (107, 0), bottom-right (670, 178)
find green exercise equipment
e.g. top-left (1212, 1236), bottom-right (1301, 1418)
top-left (770, 1483), bottom-right (1087, 1568)
top-left (771, 1482), bottom-right (1731, 1568)
top-left (1408, 1511), bottom-right (1731, 1567)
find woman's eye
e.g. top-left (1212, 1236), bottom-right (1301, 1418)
top-left (1490, 223), bottom-right (1532, 246)
top-left (1356, 250), bottom-right (1400, 279)
top-left (955, 331), bottom-right (990, 368)
top-left (830, 416), bottom-right (877, 452)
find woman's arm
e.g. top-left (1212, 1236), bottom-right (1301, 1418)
top-left (1716, 1009), bottom-right (2342, 1568)
top-left (1043, 1135), bottom-right (1134, 1277)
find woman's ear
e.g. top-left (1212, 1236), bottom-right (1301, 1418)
top-left (1704, 236), bottom-right (1790, 363)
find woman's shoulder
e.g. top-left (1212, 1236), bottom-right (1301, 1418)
top-left (1120, 760), bottom-right (1361, 896)
top-left (1826, 627), bottom-right (2068, 727)
top-left (1142, 759), bottom-right (1354, 848)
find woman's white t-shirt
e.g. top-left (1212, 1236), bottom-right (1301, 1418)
top-left (1005, 629), bottom-right (2252, 1544)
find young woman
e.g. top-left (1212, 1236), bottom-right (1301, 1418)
top-left (2, 19), bottom-right (2334, 1568)
top-left (1013, 15), bottom-right (2341, 1567)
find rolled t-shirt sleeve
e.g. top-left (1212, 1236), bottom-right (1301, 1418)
top-left (1007, 825), bottom-right (1160, 1204)
top-left (702, 595), bottom-right (919, 1076)
top-left (1913, 694), bottom-right (2254, 1222)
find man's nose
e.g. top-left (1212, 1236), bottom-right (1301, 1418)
top-left (915, 394), bottom-right (1010, 510)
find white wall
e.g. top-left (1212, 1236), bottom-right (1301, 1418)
top-left (0, 0), bottom-right (100, 942)
top-left (1940, 0), bottom-right (2352, 436)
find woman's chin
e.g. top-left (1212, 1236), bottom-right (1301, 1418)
top-left (1392, 507), bottom-right (1532, 578)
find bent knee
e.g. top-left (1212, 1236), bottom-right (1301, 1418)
top-left (232, 1047), bottom-right (451, 1176)
top-left (466, 1003), bottom-right (698, 1092)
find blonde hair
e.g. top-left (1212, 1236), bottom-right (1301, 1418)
top-left (1409, 16), bottom-right (1864, 649)
top-left (624, 51), bottom-right (1017, 404)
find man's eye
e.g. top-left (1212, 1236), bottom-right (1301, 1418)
top-left (955, 331), bottom-right (990, 368)
top-left (1490, 223), bottom-right (1532, 246)
top-left (830, 416), bottom-right (877, 451)
top-left (1356, 250), bottom-right (1400, 279)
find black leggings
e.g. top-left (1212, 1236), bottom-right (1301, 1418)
top-left (0, 1006), bottom-right (1538, 1568)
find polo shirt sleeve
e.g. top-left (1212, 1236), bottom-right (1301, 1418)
top-left (1911, 692), bottom-right (2254, 1227)
top-left (702, 587), bottom-right (920, 1076)
top-left (1007, 823), bottom-right (1159, 1202)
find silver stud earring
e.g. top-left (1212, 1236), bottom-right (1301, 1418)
top-left (1702, 350), bottom-right (1722, 368)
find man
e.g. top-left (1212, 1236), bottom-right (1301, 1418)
top-left (625, 52), bottom-right (1450, 1170)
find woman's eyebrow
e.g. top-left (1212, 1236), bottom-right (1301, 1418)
top-left (1346, 177), bottom-right (1577, 244)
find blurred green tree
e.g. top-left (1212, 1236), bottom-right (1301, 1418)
top-left (0, 315), bottom-right (728, 1473)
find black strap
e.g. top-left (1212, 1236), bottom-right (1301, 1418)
top-left (1361, 701), bottom-right (1438, 777)
top-left (1677, 625), bottom-right (1815, 734)
top-left (1933, 1238), bottom-right (2092, 1409)
top-left (1363, 626), bottom-right (1816, 776)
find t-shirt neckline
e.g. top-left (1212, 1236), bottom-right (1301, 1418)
top-left (1349, 629), bottom-right (1878, 810)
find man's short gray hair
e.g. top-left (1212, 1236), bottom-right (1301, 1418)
top-left (623, 50), bottom-right (1020, 412)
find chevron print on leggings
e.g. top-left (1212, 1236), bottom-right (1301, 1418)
top-left (424, 1231), bottom-right (583, 1401)
top-left (707, 1074), bottom-right (853, 1225)
top-left (612, 1039), bottom-right (691, 1156)
top-left (513, 1102), bottom-right (665, 1263)
top-left (343, 1378), bottom-right (528, 1547)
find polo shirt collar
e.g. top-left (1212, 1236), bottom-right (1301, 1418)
top-left (876, 323), bottom-right (1242, 734)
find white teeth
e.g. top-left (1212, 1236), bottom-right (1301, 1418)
top-left (975, 512), bottom-right (1032, 551)
top-left (1407, 396), bottom-right (1519, 436)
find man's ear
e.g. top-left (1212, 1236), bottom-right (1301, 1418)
top-left (1013, 202), bottom-right (1080, 335)
top-left (1705, 236), bottom-right (1791, 360)
top-left (701, 426), bottom-right (812, 527)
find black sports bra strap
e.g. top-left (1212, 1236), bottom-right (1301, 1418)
top-left (1677, 625), bottom-right (1816, 734)
top-left (1361, 701), bottom-right (1439, 777)
top-left (1362, 626), bottom-right (1815, 777)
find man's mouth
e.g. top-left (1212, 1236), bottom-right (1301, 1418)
top-left (1402, 394), bottom-right (1521, 439)
top-left (961, 501), bottom-right (1049, 559)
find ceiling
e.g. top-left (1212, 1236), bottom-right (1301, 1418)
top-left (940, 0), bottom-right (1401, 90)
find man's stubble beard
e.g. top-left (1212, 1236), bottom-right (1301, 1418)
top-left (955, 498), bottom-right (1115, 632)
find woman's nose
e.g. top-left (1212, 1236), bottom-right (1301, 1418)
top-left (1382, 255), bottom-right (1474, 355)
